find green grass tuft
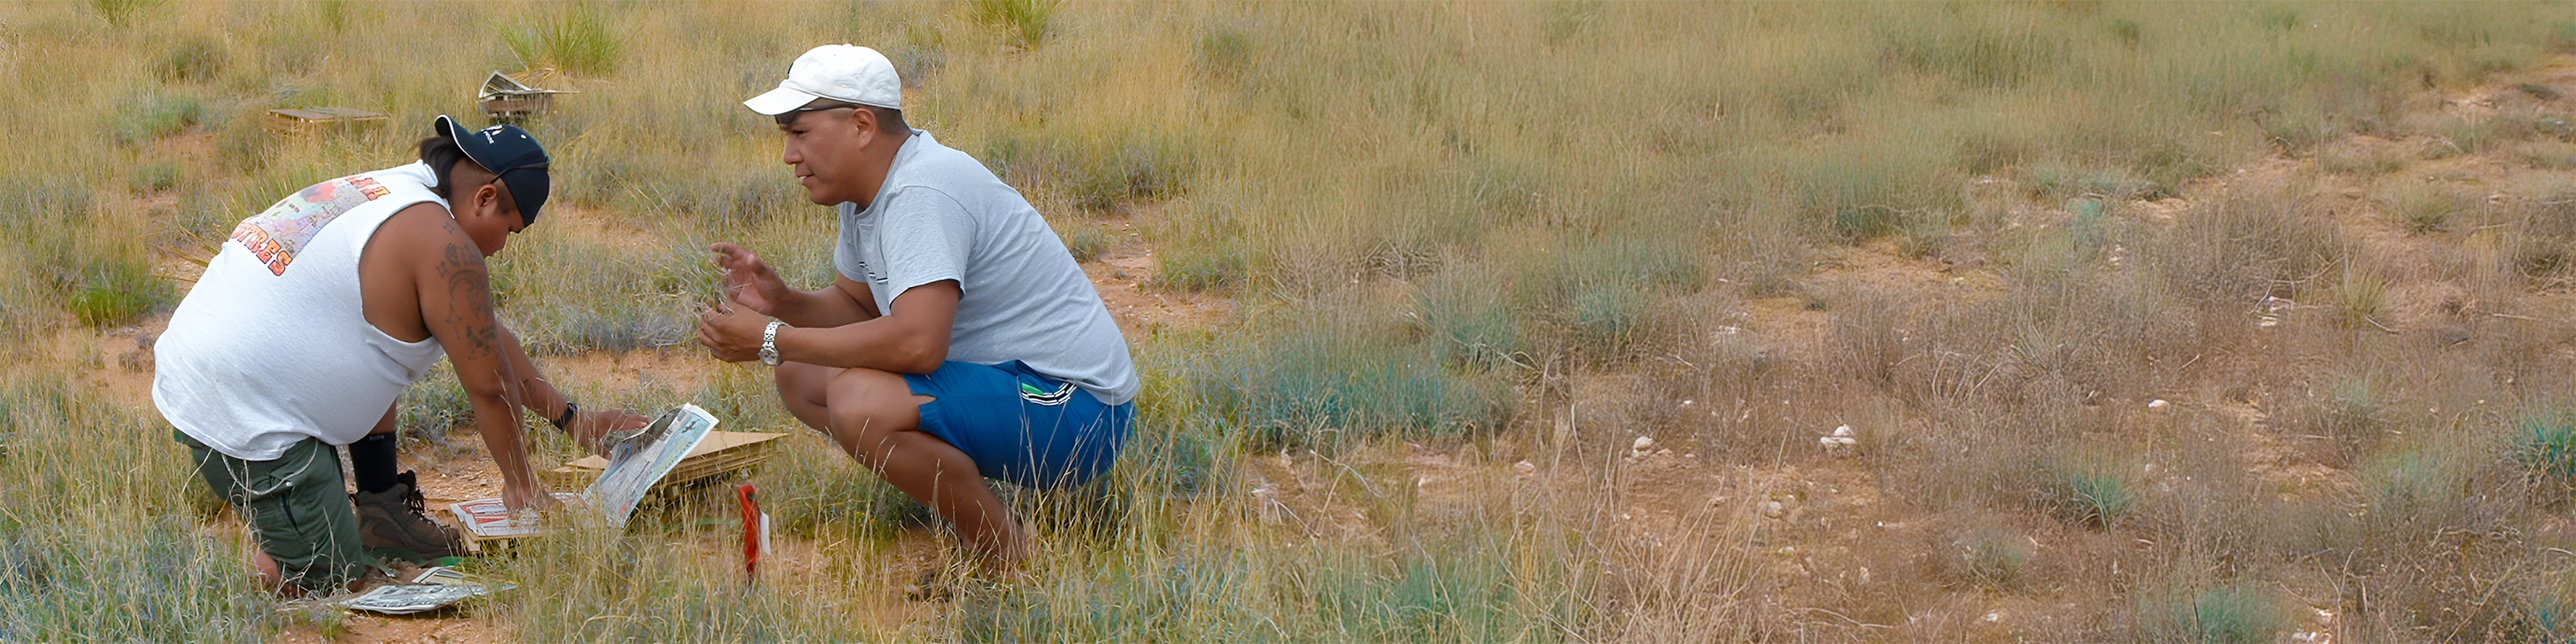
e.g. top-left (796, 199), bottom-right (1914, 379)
top-left (1196, 26), bottom-right (1252, 78)
top-left (971, 0), bottom-right (1061, 50)
top-left (153, 36), bottom-right (225, 83)
top-left (2041, 458), bottom-right (2136, 529)
top-left (2362, 448), bottom-right (2461, 520)
top-left (64, 257), bottom-right (173, 328)
top-left (1055, 220), bottom-right (1116, 263)
top-left (2514, 408), bottom-right (2576, 494)
top-left (88, 0), bottom-right (166, 27)
top-left (2387, 184), bottom-right (2465, 235)
top-left (1957, 530), bottom-right (2031, 589)
top-left (2331, 270), bottom-right (2387, 330)
top-left (109, 93), bottom-right (208, 146)
top-left (1188, 331), bottom-right (1513, 449)
top-left (1513, 237), bottom-right (1703, 361)
top-left (2026, 163), bottom-right (2154, 201)
top-left (128, 161), bottom-right (181, 193)
top-left (396, 363), bottom-right (472, 446)
top-left (983, 132), bottom-right (1197, 213)
top-left (1157, 244), bottom-right (1244, 293)
top-left (2139, 582), bottom-right (2292, 644)
top-left (1414, 269), bottom-right (1528, 370)
top-left (502, 4), bottom-right (627, 76)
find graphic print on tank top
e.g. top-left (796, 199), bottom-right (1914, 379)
top-left (228, 175), bottom-right (392, 275)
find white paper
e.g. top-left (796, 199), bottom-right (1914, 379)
top-left (584, 404), bottom-right (719, 529)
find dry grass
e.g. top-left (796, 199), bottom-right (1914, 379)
top-left (8, 1), bottom-right (2576, 641)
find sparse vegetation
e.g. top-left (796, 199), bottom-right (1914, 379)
top-left (971, 0), bottom-right (1060, 50)
top-left (2332, 269), bottom-right (2389, 330)
top-left (2139, 582), bottom-right (2293, 644)
top-left (128, 160), bottom-right (181, 193)
top-left (2514, 408), bottom-right (2576, 496)
top-left (2041, 457), bottom-right (2137, 529)
top-left (64, 256), bottom-right (173, 328)
top-left (1953, 528), bottom-right (2030, 589)
top-left (109, 92), bottom-right (208, 145)
top-left (1054, 220), bottom-right (1114, 263)
top-left (8, 1), bottom-right (2576, 640)
top-left (500, 3), bottom-right (626, 76)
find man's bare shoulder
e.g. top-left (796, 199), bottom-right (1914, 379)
top-left (372, 202), bottom-right (473, 260)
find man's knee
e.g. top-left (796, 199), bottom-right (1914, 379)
top-left (821, 368), bottom-right (926, 455)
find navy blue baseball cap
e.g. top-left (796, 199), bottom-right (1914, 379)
top-left (432, 115), bottom-right (552, 224)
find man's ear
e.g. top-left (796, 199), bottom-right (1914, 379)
top-left (847, 107), bottom-right (878, 144)
top-left (473, 182), bottom-right (503, 218)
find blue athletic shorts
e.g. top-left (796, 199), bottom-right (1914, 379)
top-left (902, 360), bottom-right (1133, 489)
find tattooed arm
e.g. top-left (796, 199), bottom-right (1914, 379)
top-left (391, 204), bottom-right (550, 512)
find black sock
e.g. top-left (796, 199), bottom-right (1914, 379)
top-left (350, 432), bottom-right (402, 494)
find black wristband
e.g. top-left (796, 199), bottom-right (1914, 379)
top-left (552, 400), bottom-right (579, 431)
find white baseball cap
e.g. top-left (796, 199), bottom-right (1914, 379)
top-left (743, 44), bottom-right (902, 115)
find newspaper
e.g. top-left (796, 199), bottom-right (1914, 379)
top-left (442, 404), bottom-right (720, 537)
top-left (337, 567), bottom-right (517, 615)
top-left (448, 493), bottom-right (585, 539)
top-left (585, 404), bottom-right (719, 529)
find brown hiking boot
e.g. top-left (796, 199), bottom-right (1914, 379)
top-left (353, 470), bottom-right (461, 560)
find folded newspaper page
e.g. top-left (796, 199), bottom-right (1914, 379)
top-left (448, 493), bottom-right (585, 539)
top-left (586, 403), bottom-right (720, 529)
top-left (337, 566), bottom-right (517, 615)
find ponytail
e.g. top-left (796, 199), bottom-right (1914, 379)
top-left (418, 136), bottom-right (469, 199)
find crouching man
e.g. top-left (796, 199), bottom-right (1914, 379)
top-left (153, 116), bottom-right (647, 595)
top-left (699, 45), bottom-right (1140, 564)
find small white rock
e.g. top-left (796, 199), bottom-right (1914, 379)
top-left (1821, 435), bottom-right (1858, 457)
top-left (1632, 436), bottom-right (1655, 451)
top-left (2147, 399), bottom-right (2170, 412)
top-left (1760, 500), bottom-right (1785, 517)
top-left (1513, 461), bottom-right (1537, 477)
top-left (1656, 448), bottom-right (1672, 456)
top-left (1831, 424), bottom-right (1854, 438)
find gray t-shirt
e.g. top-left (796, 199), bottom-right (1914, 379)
top-left (834, 130), bottom-right (1140, 405)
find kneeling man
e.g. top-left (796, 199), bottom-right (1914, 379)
top-left (700, 45), bottom-right (1139, 563)
top-left (155, 117), bottom-right (646, 594)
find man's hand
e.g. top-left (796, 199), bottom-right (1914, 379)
top-left (713, 243), bottom-right (790, 317)
top-left (569, 408), bottom-right (652, 457)
top-left (502, 477), bottom-right (557, 515)
top-left (698, 301), bottom-right (770, 363)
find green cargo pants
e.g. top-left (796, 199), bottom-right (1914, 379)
top-left (177, 430), bottom-right (368, 594)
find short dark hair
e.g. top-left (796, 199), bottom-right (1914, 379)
top-left (417, 136), bottom-right (481, 199)
top-left (772, 98), bottom-right (907, 135)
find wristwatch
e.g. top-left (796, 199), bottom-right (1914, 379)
top-left (760, 321), bottom-right (785, 367)
top-left (551, 400), bottom-right (579, 431)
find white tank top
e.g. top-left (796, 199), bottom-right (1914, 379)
top-left (153, 162), bottom-right (451, 461)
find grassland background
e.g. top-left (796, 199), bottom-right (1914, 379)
top-left (9, 0), bottom-right (2576, 641)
